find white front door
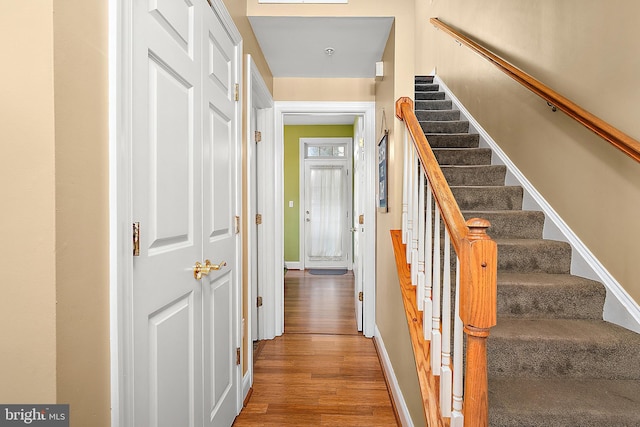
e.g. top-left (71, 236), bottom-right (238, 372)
top-left (303, 139), bottom-right (351, 268)
top-left (131, 1), bottom-right (239, 426)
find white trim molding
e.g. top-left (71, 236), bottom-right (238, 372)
top-left (284, 261), bottom-right (301, 270)
top-left (434, 75), bottom-right (640, 334)
top-left (374, 327), bottom-right (414, 427)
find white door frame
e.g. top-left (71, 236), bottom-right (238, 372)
top-left (299, 137), bottom-right (353, 270)
top-left (109, 1), bottom-right (243, 425)
top-left (272, 101), bottom-right (376, 338)
top-left (244, 54), bottom-right (273, 400)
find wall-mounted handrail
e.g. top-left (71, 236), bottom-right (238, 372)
top-left (395, 97), bottom-right (497, 427)
top-left (430, 17), bottom-right (640, 163)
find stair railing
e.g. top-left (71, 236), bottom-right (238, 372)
top-left (430, 17), bottom-right (640, 163)
top-left (394, 97), bottom-right (498, 426)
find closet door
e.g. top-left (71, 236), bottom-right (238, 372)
top-left (131, 1), bottom-right (240, 426)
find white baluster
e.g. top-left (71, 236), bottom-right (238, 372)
top-left (451, 260), bottom-right (464, 427)
top-left (440, 228), bottom-right (452, 417)
top-left (411, 154), bottom-right (419, 286)
top-left (431, 205), bottom-right (442, 375)
top-left (406, 146), bottom-right (414, 264)
top-left (417, 169), bottom-right (426, 311)
top-left (423, 180), bottom-right (433, 341)
top-left (401, 128), bottom-right (408, 245)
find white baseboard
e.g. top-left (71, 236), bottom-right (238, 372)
top-left (374, 326), bottom-right (414, 427)
top-left (433, 75), bottom-right (640, 334)
top-left (242, 371), bottom-right (251, 403)
top-left (284, 261), bottom-right (301, 270)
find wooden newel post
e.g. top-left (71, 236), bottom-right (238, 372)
top-left (460, 218), bottom-right (497, 427)
top-left (395, 97), bottom-right (414, 121)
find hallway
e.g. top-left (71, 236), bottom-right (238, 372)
top-left (233, 270), bottom-right (398, 426)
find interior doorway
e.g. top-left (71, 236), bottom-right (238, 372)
top-left (272, 101), bottom-right (377, 338)
top-left (245, 54), bottom-right (273, 400)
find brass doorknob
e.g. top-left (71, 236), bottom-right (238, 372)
top-left (193, 260), bottom-right (227, 279)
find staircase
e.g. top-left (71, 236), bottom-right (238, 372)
top-left (415, 76), bottom-right (640, 426)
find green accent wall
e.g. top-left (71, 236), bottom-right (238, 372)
top-left (283, 124), bottom-right (354, 263)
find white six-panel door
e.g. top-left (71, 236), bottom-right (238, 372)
top-left (131, 0), bottom-right (239, 426)
top-left (201, 5), bottom-right (239, 426)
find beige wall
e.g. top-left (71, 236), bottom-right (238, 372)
top-left (54, 0), bottom-right (111, 425)
top-left (223, 0), bottom-right (273, 94)
top-left (274, 78), bottom-right (374, 101)
top-left (374, 21), bottom-right (427, 426)
top-left (417, 0), bottom-right (640, 304)
top-left (1, 0), bottom-right (110, 423)
top-left (0, 1), bottom-right (58, 403)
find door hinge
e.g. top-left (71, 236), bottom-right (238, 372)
top-left (236, 347), bottom-right (241, 365)
top-left (257, 296), bottom-right (263, 307)
top-left (359, 214), bottom-right (364, 225)
top-left (234, 83), bottom-right (239, 101)
top-left (254, 130), bottom-right (262, 143)
top-left (235, 215), bottom-right (240, 234)
top-left (132, 222), bottom-right (140, 256)
top-left (255, 213), bottom-right (262, 225)
top-left (358, 291), bottom-right (363, 302)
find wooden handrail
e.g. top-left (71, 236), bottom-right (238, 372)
top-left (395, 97), bottom-right (497, 426)
top-left (430, 17), bottom-right (640, 163)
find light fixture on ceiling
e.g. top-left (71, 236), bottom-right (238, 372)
top-left (324, 47), bottom-right (335, 56)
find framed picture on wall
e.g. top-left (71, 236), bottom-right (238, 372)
top-left (378, 131), bottom-right (388, 213)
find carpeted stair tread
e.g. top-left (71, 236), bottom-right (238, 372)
top-left (442, 165), bottom-right (506, 186)
top-left (415, 91), bottom-right (446, 100)
top-left (433, 148), bottom-right (492, 165)
top-left (415, 83), bottom-right (439, 92)
top-left (416, 109), bottom-right (460, 121)
top-left (495, 238), bottom-right (571, 274)
top-left (489, 377), bottom-right (640, 427)
top-left (426, 133), bottom-right (479, 148)
top-left (497, 272), bottom-right (605, 319)
top-left (463, 210), bottom-right (544, 239)
top-left (498, 271), bottom-right (606, 319)
top-left (415, 76), bottom-right (434, 84)
top-left (420, 120), bottom-right (469, 134)
top-left (451, 186), bottom-right (523, 211)
top-left (488, 318), bottom-right (640, 379)
top-left (416, 99), bottom-right (453, 110)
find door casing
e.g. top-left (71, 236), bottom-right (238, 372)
top-left (244, 54), bottom-right (273, 401)
top-left (272, 101), bottom-right (376, 338)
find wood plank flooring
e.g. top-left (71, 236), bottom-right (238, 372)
top-left (233, 270), bottom-right (398, 426)
top-left (284, 269), bottom-right (358, 335)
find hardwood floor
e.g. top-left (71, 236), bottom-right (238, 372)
top-left (284, 269), bottom-right (358, 335)
top-left (233, 270), bottom-right (398, 426)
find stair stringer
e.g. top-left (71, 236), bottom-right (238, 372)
top-left (433, 75), bottom-right (640, 334)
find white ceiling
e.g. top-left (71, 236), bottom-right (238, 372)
top-left (248, 16), bottom-right (394, 78)
top-left (249, 16), bottom-right (392, 125)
